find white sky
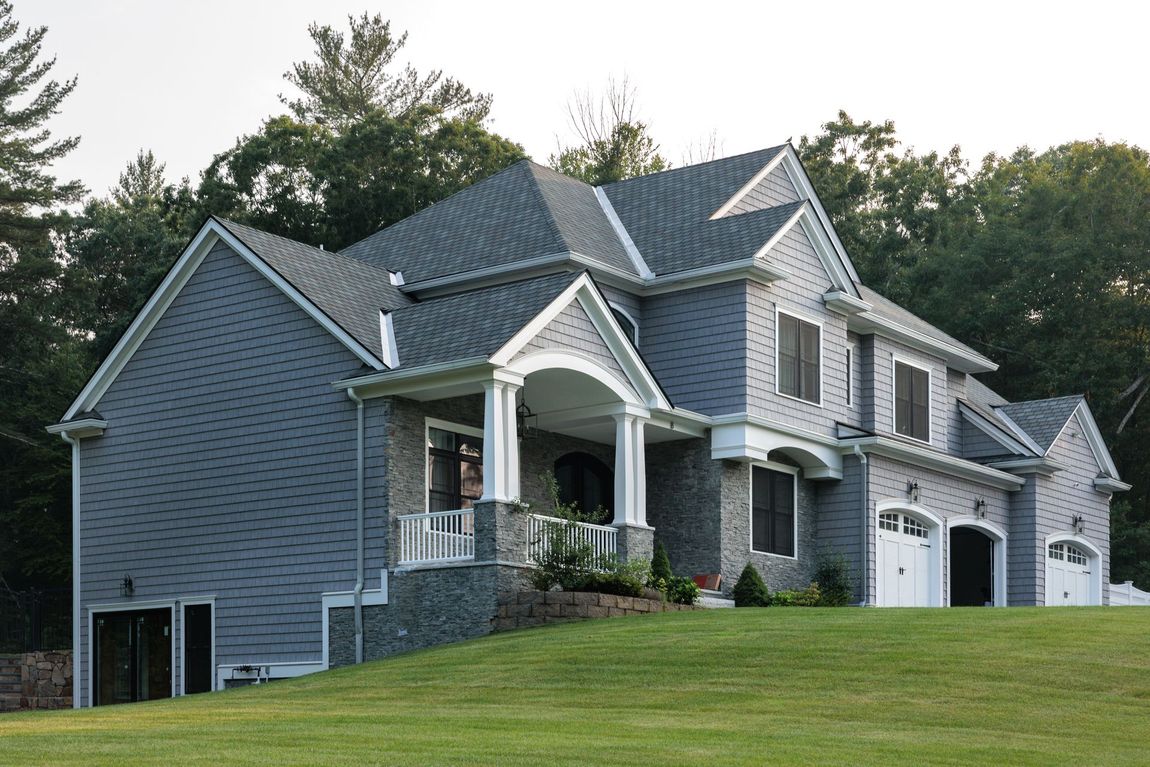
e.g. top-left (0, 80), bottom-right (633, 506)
top-left (31, 0), bottom-right (1150, 197)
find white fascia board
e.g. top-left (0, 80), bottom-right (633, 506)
top-left (642, 258), bottom-right (791, 295)
top-left (1095, 476), bottom-right (1132, 493)
top-left (992, 408), bottom-right (1046, 455)
top-left (379, 311), bottom-right (400, 369)
top-left (958, 402), bottom-right (1037, 457)
top-left (852, 310), bottom-right (998, 374)
top-left (710, 416), bottom-right (843, 479)
top-left (594, 186), bottom-right (654, 279)
top-left (709, 150), bottom-right (790, 220)
top-left (1066, 401), bottom-right (1121, 479)
top-left (333, 357), bottom-right (494, 397)
top-left (987, 457), bottom-right (1064, 477)
top-left (841, 435), bottom-right (1026, 490)
top-left (46, 419), bottom-right (107, 439)
top-left (823, 291), bottom-right (872, 315)
top-left (778, 145), bottom-right (862, 284)
top-left (60, 219), bottom-right (384, 422)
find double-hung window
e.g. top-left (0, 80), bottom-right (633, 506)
top-left (751, 466), bottom-right (796, 557)
top-left (427, 425), bottom-right (484, 512)
top-left (894, 361), bottom-right (931, 442)
top-left (777, 312), bottom-right (821, 404)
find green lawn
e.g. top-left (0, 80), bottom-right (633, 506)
top-left (2, 608), bottom-right (1149, 766)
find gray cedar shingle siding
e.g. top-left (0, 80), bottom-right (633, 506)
top-left (512, 299), bottom-right (631, 386)
top-left (78, 241), bottom-right (385, 701)
top-left (727, 163), bottom-right (801, 215)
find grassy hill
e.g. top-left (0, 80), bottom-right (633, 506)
top-left (1, 608), bottom-right (1149, 766)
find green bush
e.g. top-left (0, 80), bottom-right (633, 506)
top-left (665, 575), bottom-right (700, 605)
top-left (527, 519), bottom-right (599, 591)
top-left (814, 554), bottom-right (854, 606)
top-left (772, 582), bottom-right (821, 607)
top-left (732, 563), bottom-right (770, 607)
top-left (651, 541), bottom-right (673, 584)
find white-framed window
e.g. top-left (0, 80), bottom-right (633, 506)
top-left (425, 418), bottom-right (484, 513)
top-left (776, 309), bottom-right (822, 404)
top-left (1048, 543), bottom-right (1065, 561)
top-left (846, 343), bottom-right (858, 407)
top-left (879, 512), bottom-right (899, 532)
top-left (902, 515), bottom-right (928, 539)
top-left (609, 303), bottom-right (639, 346)
top-left (893, 358), bottom-right (931, 443)
top-left (750, 462), bottom-right (798, 558)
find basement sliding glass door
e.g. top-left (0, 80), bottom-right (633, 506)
top-left (94, 608), bottom-right (172, 706)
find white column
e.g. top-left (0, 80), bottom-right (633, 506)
top-left (481, 379), bottom-right (521, 503)
top-left (612, 411), bottom-right (648, 527)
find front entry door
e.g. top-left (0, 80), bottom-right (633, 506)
top-left (94, 608), bottom-right (172, 706)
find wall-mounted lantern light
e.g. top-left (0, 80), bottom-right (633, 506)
top-left (120, 574), bottom-right (134, 598)
top-left (907, 480), bottom-right (920, 504)
top-left (976, 498), bottom-right (987, 519)
top-left (1072, 514), bottom-right (1085, 535)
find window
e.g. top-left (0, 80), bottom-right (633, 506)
top-left (879, 512), bottom-right (899, 532)
top-left (751, 466), bottom-right (796, 557)
top-left (778, 312), bottom-right (821, 403)
top-left (554, 452), bottom-right (613, 524)
top-left (894, 361), bottom-right (930, 442)
top-left (610, 306), bottom-right (638, 346)
top-left (427, 426), bottom-right (483, 512)
top-left (1048, 543), bottom-right (1064, 561)
top-left (846, 346), bottom-right (854, 406)
top-left (902, 515), bottom-right (928, 539)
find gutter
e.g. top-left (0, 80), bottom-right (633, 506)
top-left (853, 444), bottom-right (871, 607)
top-left (346, 388), bottom-right (366, 665)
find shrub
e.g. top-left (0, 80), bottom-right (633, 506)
top-left (814, 554), bottom-right (854, 607)
top-left (732, 563), bottom-right (770, 607)
top-left (528, 519), bottom-right (598, 591)
top-left (651, 541), bottom-right (673, 584)
top-left (772, 582), bottom-right (821, 607)
top-left (665, 575), bottom-right (700, 605)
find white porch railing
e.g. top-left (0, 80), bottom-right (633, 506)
top-left (398, 509), bottom-right (475, 565)
top-left (527, 513), bottom-right (617, 565)
top-left (1110, 580), bottom-right (1150, 606)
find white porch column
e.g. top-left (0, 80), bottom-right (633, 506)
top-left (612, 409), bottom-right (648, 528)
top-left (481, 376), bottom-right (521, 503)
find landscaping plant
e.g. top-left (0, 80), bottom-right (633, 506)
top-left (732, 562), bottom-right (770, 607)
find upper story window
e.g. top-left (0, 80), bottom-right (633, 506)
top-left (751, 465), bottom-right (796, 558)
top-left (777, 311), bottom-right (821, 404)
top-left (610, 305), bottom-right (639, 346)
top-left (427, 423), bottom-right (483, 512)
top-left (894, 360), bottom-right (930, 443)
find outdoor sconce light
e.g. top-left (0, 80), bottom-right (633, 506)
top-left (120, 573), bottom-right (134, 597)
top-left (976, 498), bottom-right (987, 518)
top-left (1072, 514), bottom-right (1085, 535)
top-left (516, 396), bottom-right (537, 439)
top-left (907, 480), bottom-right (920, 504)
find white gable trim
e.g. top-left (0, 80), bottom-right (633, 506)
top-left (60, 219), bottom-right (384, 421)
top-left (958, 402), bottom-right (1038, 457)
top-left (751, 204), bottom-right (855, 294)
top-left (379, 311), bottom-right (400, 369)
top-left (594, 187), bottom-right (654, 279)
top-left (778, 145), bottom-right (862, 285)
top-left (1053, 403), bottom-right (1121, 479)
top-left (488, 273), bottom-right (670, 410)
top-left (992, 408), bottom-right (1048, 456)
top-left (709, 150), bottom-right (790, 220)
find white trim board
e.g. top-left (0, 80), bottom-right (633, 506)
top-left (957, 403), bottom-right (1037, 457)
top-left (59, 219), bottom-right (385, 422)
top-left (179, 598), bottom-right (216, 695)
top-left (595, 186), bottom-right (654, 279)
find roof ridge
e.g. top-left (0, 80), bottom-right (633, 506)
top-left (603, 144), bottom-right (788, 189)
top-left (523, 163), bottom-right (577, 255)
top-left (999, 394), bottom-right (1085, 408)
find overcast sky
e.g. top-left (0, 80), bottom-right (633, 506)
top-left (32, 0), bottom-right (1150, 197)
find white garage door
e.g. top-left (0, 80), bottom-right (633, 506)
top-left (1046, 543), bottom-right (1091, 606)
top-left (878, 512), bottom-right (933, 606)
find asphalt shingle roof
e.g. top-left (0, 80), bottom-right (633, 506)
top-left (857, 285), bottom-right (987, 362)
top-left (389, 271), bottom-right (581, 369)
top-left (216, 218), bottom-right (412, 364)
top-left (339, 161), bottom-right (635, 283)
top-left (998, 395), bottom-right (1084, 453)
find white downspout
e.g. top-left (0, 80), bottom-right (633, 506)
top-left (60, 431), bottom-right (81, 708)
top-left (346, 389), bottom-right (365, 665)
top-left (853, 444), bottom-right (870, 607)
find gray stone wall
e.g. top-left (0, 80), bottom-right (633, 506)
top-left (718, 456), bottom-right (819, 596)
top-left (518, 430), bottom-right (615, 519)
top-left (646, 438), bottom-right (723, 578)
top-left (0, 651), bottom-right (72, 711)
top-left (330, 563), bottom-right (529, 666)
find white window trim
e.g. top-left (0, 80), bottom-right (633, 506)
top-left (179, 597), bottom-right (216, 695)
top-left (873, 500), bottom-right (944, 607)
top-left (891, 355), bottom-right (932, 445)
top-left (748, 460), bottom-right (800, 561)
top-left (774, 307), bottom-right (824, 407)
top-left (86, 600), bottom-right (178, 708)
top-left (424, 418), bottom-right (484, 514)
top-left (847, 341), bottom-right (859, 409)
top-left (607, 302), bottom-right (640, 346)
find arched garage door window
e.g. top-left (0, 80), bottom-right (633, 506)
top-left (555, 452), bottom-right (613, 524)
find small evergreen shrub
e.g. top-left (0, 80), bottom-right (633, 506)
top-left (665, 575), bottom-right (700, 605)
top-left (732, 563), bottom-right (770, 607)
top-left (651, 541), bottom-right (673, 584)
top-left (814, 554), bottom-right (854, 606)
top-left (772, 582), bottom-right (821, 607)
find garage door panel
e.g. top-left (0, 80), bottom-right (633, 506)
top-left (877, 512), bottom-right (934, 607)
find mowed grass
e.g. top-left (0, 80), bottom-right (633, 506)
top-left (2, 608), bottom-right (1150, 766)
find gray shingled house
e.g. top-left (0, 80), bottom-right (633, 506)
top-left (48, 144), bottom-right (1129, 707)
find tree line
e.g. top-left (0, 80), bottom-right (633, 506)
top-left (1, 4), bottom-right (1147, 590)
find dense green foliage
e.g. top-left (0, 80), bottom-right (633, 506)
top-left (663, 575), bottom-right (700, 605)
top-left (650, 540), bottom-right (673, 583)
top-left (771, 583), bottom-right (822, 607)
top-left (4, 609), bottom-right (1150, 765)
top-left (732, 563), bottom-right (770, 607)
top-left (814, 553), bottom-right (854, 606)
